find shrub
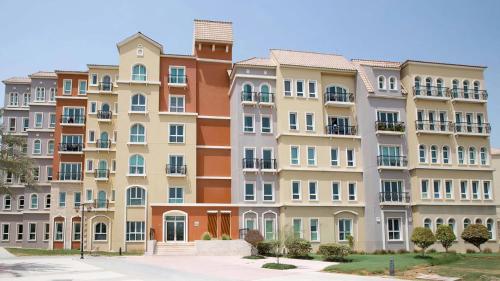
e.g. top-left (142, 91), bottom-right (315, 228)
top-left (284, 237), bottom-right (311, 258)
top-left (243, 255), bottom-right (265, 259)
top-left (466, 249), bottom-right (476, 254)
top-left (257, 240), bottom-right (279, 256)
top-left (397, 249), bottom-right (409, 254)
top-left (411, 227), bottom-right (436, 256)
top-left (461, 224), bottom-right (489, 252)
top-left (245, 230), bottom-right (264, 247)
top-left (318, 243), bottom-right (352, 262)
top-left (435, 225), bottom-right (456, 252)
top-left (262, 263), bottom-right (297, 270)
top-left (201, 232), bottom-right (212, 240)
top-left (347, 235), bottom-right (354, 249)
top-left (483, 248), bottom-right (492, 254)
top-left (373, 249), bottom-right (387, 255)
top-left (427, 249), bottom-right (437, 254)
top-left (221, 234), bottom-right (231, 240)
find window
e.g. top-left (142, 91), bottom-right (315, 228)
top-left (91, 74), bottom-right (98, 85)
top-left (129, 155), bottom-right (145, 175)
top-left (471, 181), bottom-right (480, 199)
top-left (469, 147), bottom-right (476, 165)
top-left (244, 182), bottom-right (255, 201)
top-left (245, 217), bottom-right (256, 230)
top-left (296, 80), bottom-right (304, 97)
top-left (16, 224), bottom-right (23, 241)
top-left (1, 224), bottom-right (9, 241)
top-left (22, 117), bottom-right (29, 132)
top-left (414, 77), bottom-right (421, 94)
top-left (308, 80), bottom-right (317, 98)
top-left (18, 196), bottom-right (24, 209)
top-left (308, 181), bottom-right (318, 200)
top-left (264, 219), bottom-right (275, 240)
top-left (480, 147), bottom-right (488, 165)
top-left (34, 113), bottom-right (43, 128)
top-left (310, 218), bottom-right (319, 242)
top-left (433, 180), bottom-right (441, 199)
top-left (43, 223), bottom-right (49, 241)
top-left (331, 182), bottom-right (341, 201)
top-left (436, 218), bottom-right (444, 228)
top-left (430, 145), bottom-right (438, 163)
top-left (290, 146), bottom-right (299, 165)
top-left (28, 223), bottom-right (36, 241)
top-left (136, 44), bottom-right (144, 56)
top-left (72, 222), bottom-right (81, 241)
top-left (389, 76), bottom-right (397, 90)
top-left (442, 146), bottom-right (449, 164)
top-left (419, 145), bottom-right (427, 163)
top-left (78, 80), bottom-right (87, 95)
top-left (421, 179), bottom-right (429, 199)
top-left (131, 94), bottom-right (146, 112)
top-left (30, 194), bottom-right (38, 209)
top-left (243, 115), bottom-right (254, 133)
top-left (74, 192), bottom-right (81, 207)
top-left (168, 187), bottom-right (184, 203)
top-left (89, 101), bottom-right (97, 114)
top-left (261, 116), bottom-right (272, 133)
top-left (346, 149), bottom-right (355, 167)
top-left (3, 195), bottom-right (11, 210)
top-left (458, 146), bottom-right (465, 164)
top-left (63, 79), bottom-right (72, 95)
top-left (32, 167), bottom-right (40, 181)
top-left (348, 183), bottom-right (356, 201)
top-left (169, 66), bottom-right (186, 84)
top-left (263, 183), bottom-right (274, 201)
top-left (292, 218), bottom-right (303, 238)
top-left (48, 113), bottom-right (56, 128)
top-left (22, 93), bottom-right (30, 106)
top-left (44, 194), bottom-right (51, 209)
top-left (424, 218), bottom-right (432, 229)
top-left (387, 218), bottom-right (401, 240)
top-left (126, 221), bottom-right (145, 241)
top-left (378, 76), bottom-right (386, 89)
top-left (483, 181), bottom-right (492, 200)
top-left (436, 78), bottom-right (444, 96)
top-left (130, 124), bottom-right (145, 143)
top-left (127, 186), bottom-right (145, 206)
top-left (448, 218), bottom-right (456, 235)
top-left (8, 118), bottom-right (16, 132)
top-left (53, 222), bottom-right (63, 241)
top-left (86, 159), bottom-right (94, 172)
top-left (463, 218), bottom-right (471, 229)
top-left (291, 181), bottom-right (301, 200)
top-left (486, 219), bottom-right (494, 240)
top-left (169, 96), bottom-right (185, 112)
top-left (169, 124), bottom-right (184, 143)
top-left (330, 148), bottom-right (339, 166)
top-left (338, 219), bottom-right (352, 241)
top-left (35, 87), bottom-right (45, 101)
top-left (88, 130), bottom-right (95, 142)
top-left (460, 180), bottom-right (469, 199)
top-left (8, 92), bottom-right (19, 106)
top-left (284, 79), bottom-right (292, 96)
top-left (307, 147), bottom-right (316, 166)
top-left (47, 140), bottom-right (54, 155)
top-left (94, 223), bottom-right (107, 241)
top-left (58, 192), bottom-right (66, 207)
top-left (86, 189), bottom-right (93, 202)
top-left (132, 64), bottom-right (147, 81)
top-left (445, 180), bottom-right (453, 199)
top-left (475, 218), bottom-right (482, 224)
top-left (305, 113), bottom-right (314, 131)
top-left (289, 112), bottom-right (298, 130)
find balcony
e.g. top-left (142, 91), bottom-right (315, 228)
top-left (97, 110), bottom-right (112, 121)
top-left (168, 75), bottom-right (187, 87)
top-left (96, 139), bottom-right (111, 150)
top-left (165, 164), bottom-right (187, 176)
top-left (57, 172), bottom-right (82, 181)
top-left (94, 169), bottom-right (110, 181)
top-left (324, 92), bottom-right (355, 107)
top-left (454, 122), bottom-right (491, 136)
top-left (415, 121), bottom-right (453, 135)
top-left (377, 156), bottom-right (407, 170)
top-left (59, 143), bottom-right (83, 153)
top-left (325, 125), bottom-right (357, 136)
top-left (60, 115), bottom-right (85, 126)
top-left (98, 82), bottom-right (113, 92)
top-left (379, 192), bottom-right (410, 204)
top-left (259, 159), bottom-right (277, 172)
top-left (451, 89), bottom-right (488, 103)
top-left (375, 121), bottom-right (405, 135)
top-left (93, 199), bottom-right (110, 209)
top-left (413, 86), bottom-right (450, 101)
top-left (258, 92), bottom-right (275, 106)
top-left (241, 91), bottom-right (257, 105)
top-left (242, 158), bottom-right (259, 172)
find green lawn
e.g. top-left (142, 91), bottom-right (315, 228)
top-left (432, 254), bottom-right (500, 281)
top-left (6, 248), bottom-right (143, 257)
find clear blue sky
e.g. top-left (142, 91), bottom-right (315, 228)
top-left (1, 0), bottom-right (500, 145)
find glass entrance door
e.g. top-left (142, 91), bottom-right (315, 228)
top-left (165, 215), bottom-right (186, 242)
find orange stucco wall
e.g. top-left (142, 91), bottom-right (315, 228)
top-left (159, 56), bottom-right (197, 112)
top-left (196, 149), bottom-right (230, 177)
top-left (195, 61), bottom-right (231, 116)
top-left (196, 179), bottom-right (231, 203)
top-left (197, 119), bottom-right (230, 146)
top-left (194, 42), bottom-right (232, 61)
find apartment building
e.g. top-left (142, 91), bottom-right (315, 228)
top-left (401, 60), bottom-right (497, 252)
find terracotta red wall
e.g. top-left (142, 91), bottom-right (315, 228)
top-left (196, 179), bottom-right (231, 203)
top-left (194, 43), bottom-right (232, 61)
top-left (195, 61), bottom-right (231, 116)
top-left (197, 119), bottom-right (230, 146)
top-left (159, 57), bottom-right (197, 112)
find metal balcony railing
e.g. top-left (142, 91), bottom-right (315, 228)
top-left (259, 159), bottom-right (277, 170)
top-left (377, 155), bottom-right (408, 167)
top-left (94, 198), bottom-right (109, 209)
top-left (325, 125), bottom-right (357, 136)
top-left (415, 120), bottom-right (453, 132)
top-left (60, 115), bottom-right (85, 124)
top-left (258, 92), bottom-right (275, 103)
top-left (241, 91), bottom-right (257, 103)
top-left (94, 169), bottom-right (109, 179)
top-left (99, 82), bottom-right (113, 91)
top-left (451, 88), bottom-right (488, 101)
top-left (59, 143), bottom-right (83, 152)
top-left (242, 158), bottom-right (258, 169)
top-left (454, 122), bottom-right (491, 134)
top-left (96, 139), bottom-right (111, 149)
top-left (413, 86), bottom-right (450, 97)
top-left (324, 92), bottom-right (354, 103)
top-left (165, 164), bottom-right (187, 175)
top-left (375, 121), bottom-right (405, 132)
top-left (97, 110), bottom-right (112, 120)
top-left (57, 172), bottom-right (82, 181)
top-left (168, 75), bottom-right (187, 84)
top-left (379, 192), bottom-right (410, 203)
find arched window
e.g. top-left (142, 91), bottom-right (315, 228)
top-left (45, 194), bottom-right (51, 208)
top-left (486, 219), bottom-right (494, 239)
top-left (463, 80), bottom-right (469, 97)
top-left (414, 77), bottom-right (421, 95)
top-left (448, 218), bottom-right (456, 235)
top-left (458, 146), bottom-right (465, 164)
top-left (473, 81), bottom-right (480, 99)
top-left (127, 186), bottom-right (146, 206)
top-left (419, 145), bottom-right (427, 163)
top-left (99, 132), bottom-right (109, 148)
top-left (425, 77), bottom-right (432, 96)
top-left (3, 195), bottom-right (12, 210)
top-left (442, 146), bottom-right (449, 164)
top-left (378, 76), bottom-right (386, 90)
top-left (242, 83), bottom-right (253, 102)
top-left (430, 145), bottom-right (438, 163)
top-left (101, 103), bottom-right (110, 112)
top-left (468, 147), bottom-right (476, 165)
top-left (480, 147), bottom-right (488, 165)
top-left (8, 92), bottom-right (19, 106)
top-left (389, 76), bottom-right (397, 90)
top-left (452, 79), bottom-right (459, 97)
top-left (132, 64), bottom-right (146, 81)
top-left (436, 78), bottom-right (444, 96)
top-left (131, 94), bottom-right (146, 112)
top-left (463, 218), bottom-right (471, 229)
top-left (260, 84), bottom-right (271, 103)
top-left (94, 222), bottom-right (107, 241)
top-left (475, 218), bottom-right (482, 224)
top-left (48, 140), bottom-right (55, 155)
top-left (33, 139), bottom-right (41, 154)
top-left (30, 194), bottom-right (38, 209)
top-left (130, 124), bottom-right (145, 143)
top-left (97, 191), bottom-right (107, 208)
top-left (424, 218), bottom-right (432, 229)
top-left (129, 155), bottom-right (145, 175)
top-left (101, 75), bottom-right (112, 91)
top-left (18, 195), bottom-right (25, 209)
top-left (436, 218), bottom-right (443, 228)
top-left (326, 85), bottom-right (349, 102)
top-left (97, 160), bottom-right (108, 178)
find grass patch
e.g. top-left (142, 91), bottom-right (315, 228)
top-left (243, 255), bottom-right (266, 259)
top-left (432, 254), bottom-right (500, 281)
top-left (262, 263), bottom-right (297, 270)
top-left (6, 248), bottom-right (143, 257)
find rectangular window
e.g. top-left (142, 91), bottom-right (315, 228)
top-left (308, 80), bottom-right (317, 98)
top-left (307, 147), bottom-right (316, 166)
top-left (49, 113), bottom-right (56, 128)
top-left (34, 113), bottom-right (43, 128)
top-left (433, 180), bottom-right (441, 199)
top-left (168, 187), bottom-right (184, 203)
top-left (28, 223), bottom-right (36, 241)
top-left (89, 101), bottom-right (97, 114)
top-left (264, 219), bottom-right (275, 240)
top-left (35, 87), bottom-right (45, 102)
top-left (86, 159), bottom-right (94, 172)
top-left (126, 221), bottom-right (145, 241)
top-left (16, 224), bottom-right (23, 241)
top-left (244, 182), bottom-right (255, 201)
top-left (243, 115), bottom-right (254, 133)
top-left (63, 79), bottom-right (72, 95)
top-left (305, 113), bottom-right (314, 131)
top-left (296, 80), bottom-right (304, 97)
top-left (169, 96), bottom-right (185, 112)
top-left (346, 149), bottom-right (355, 167)
top-left (291, 181), bottom-right (301, 200)
top-left (8, 118), bottom-right (16, 132)
top-left (308, 181), bottom-right (318, 200)
top-left (292, 218), bottom-right (302, 238)
top-left (330, 148), bottom-right (339, 166)
top-left (88, 131), bottom-right (95, 142)
top-left (421, 179), bottom-right (429, 199)
top-left (59, 192), bottom-right (66, 207)
top-left (1, 224), bottom-right (9, 241)
top-left (290, 146), bottom-right (299, 165)
top-left (74, 192), bottom-right (81, 207)
top-left (169, 124), bottom-right (184, 143)
top-left (261, 116), bottom-right (272, 133)
top-left (460, 180), bottom-right (468, 199)
top-left (332, 182), bottom-right (340, 201)
top-left (310, 218), bottom-right (319, 242)
top-left (348, 183), bottom-right (357, 201)
top-left (445, 180), bottom-right (453, 199)
top-left (33, 167), bottom-right (40, 181)
top-left (483, 181), bottom-right (492, 200)
top-left (471, 181), bottom-right (480, 199)
top-left (91, 74), bottom-right (98, 85)
top-left (169, 66), bottom-right (186, 84)
top-left (43, 223), bottom-right (50, 241)
top-left (387, 218), bottom-right (401, 241)
top-left (86, 189), bottom-right (93, 202)
top-left (78, 80), bottom-right (87, 95)
top-left (284, 79), bottom-right (292, 96)
top-left (263, 183), bottom-right (274, 201)
top-left (289, 112), bottom-right (298, 130)
top-left (54, 222), bottom-right (63, 241)
top-left (48, 88), bottom-right (56, 102)
top-left (338, 219), bottom-right (352, 241)
top-left (72, 222), bottom-right (81, 241)
top-left (22, 117), bottom-right (29, 132)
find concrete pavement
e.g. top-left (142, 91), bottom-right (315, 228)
top-left (0, 248), bottom-right (14, 259)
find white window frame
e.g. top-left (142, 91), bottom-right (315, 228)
top-left (348, 183), bottom-right (357, 201)
top-left (291, 180), bottom-right (301, 201)
top-left (305, 113), bottom-right (315, 132)
top-left (310, 218), bottom-right (320, 242)
top-left (244, 181), bottom-right (256, 202)
top-left (260, 115), bottom-right (272, 134)
top-left (308, 80), bottom-right (317, 98)
top-left (290, 145), bottom-right (300, 165)
top-left (28, 222), bottom-right (36, 241)
top-left (296, 80), bottom-right (305, 97)
top-left (346, 148), bottom-right (355, 167)
top-left (308, 181), bottom-right (318, 201)
top-left (331, 181), bottom-right (341, 201)
top-left (421, 179), bottom-right (429, 199)
top-left (284, 79), bottom-right (293, 97)
top-left (292, 218), bottom-right (303, 238)
top-left (63, 79), bottom-right (72, 95)
top-left (169, 95), bottom-right (185, 112)
top-left (289, 112), bottom-right (298, 131)
top-left (330, 147), bottom-right (339, 166)
top-left (483, 181), bottom-right (492, 200)
top-left (1, 223), bottom-right (9, 241)
top-left (168, 124), bottom-right (185, 143)
top-left (338, 218), bottom-right (352, 242)
top-left (34, 113), bottom-right (43, 128)
top-left (387, 218), bottom-right (402, 241)
top-left (262, 182), bottom-right (275, 202)
top-left (243, 114), bottom-right (255, 133)
top-left (307, 146), bottom-right (316, 166)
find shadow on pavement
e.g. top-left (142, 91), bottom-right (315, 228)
top-left (0, 262), bottom-right (67, 277)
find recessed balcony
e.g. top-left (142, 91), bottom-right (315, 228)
top-left (95, 139), bottom-right (111, 150)
top-left (241, 91), bottom-right (258, 105)
top-left (454, 122), bottom-right (491, 137)
top-left (59, 143), bottom-right (83, 154)
top-left (377, 155), bottom-right (407, 170)
top-left (165, 164), bottom-right (187, 177)
top-left (60, 115), bottom-right (85, 126)
top-left (451, 89), bottom-right (488, 103)
top-left (324, 92), bottom-right (355, 107)
top-left (259, 159), bottom-right (277, 172)
top-left (413, 86), bottom-right (450, 101)
top-left (98, 82), bottom-right (113, 92)
top-left (325, 125), bottom-right (357, 136)
top-left (375, 121), bottom-right (405, 135)
top-left (258, 92), bottom-right (275, 106)
top-left (379, 192), bottom-right (410, 205)
top-left (167, 75), bottom-right (187, 87)
top-left (94, 169), bottom-right (110, 181)
top-left (57, 172), bottom-right (82, 182)
top-left (415, 121), bottom-right (453, 135)
top-left (97, 110), bottom-right (112, 122)
top-left (242, 158), bottom-right (259, 172)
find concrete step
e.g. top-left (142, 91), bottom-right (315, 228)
top-left (155, 242), bottom-right (197, 256)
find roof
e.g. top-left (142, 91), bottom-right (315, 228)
top-left (270, 49), bottom-right (356, 72)
top-left (54, 70), bottom-right (88, 75)
top-left (491, 148), bottom-right (500, 156)
top-left (29, 71), bottom-right (57, 78)
top-left (234, 57), bottom-right (276, 67)
top-left (352, 59), bottom-right (401, 69)
top-left (194, 19), bottom-right (233, 43)
top-left (401, 60), bottom-right (486, 69)
top-left (353, 64), bottom-right (374, 93)
top-left (87, 64), bottom-right (119, 69)
top-left (116, 32), bottom-right (163, 53)
top-left (2, 77), bottom-right (31, 84)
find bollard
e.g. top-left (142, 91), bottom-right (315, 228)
top-left (119, 247), bottom-right (122, 256)
top-left (389, 256), bottom-right (395, 276)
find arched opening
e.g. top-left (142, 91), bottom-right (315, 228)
top-left (163, 210), bottom-right (187, 242)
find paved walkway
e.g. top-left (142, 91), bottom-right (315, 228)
top-left (0, 248), bottom-right (13, 259)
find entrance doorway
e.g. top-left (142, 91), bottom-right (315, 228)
top-left (164, 212), bottom-right (187, 242)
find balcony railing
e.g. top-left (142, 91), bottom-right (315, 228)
top-left (375, 121), bottom-right (405, 132)
top-left (165, 164), bottom-right (187, 175)
top-left (454, 122), bottom-right (491, 134)
top-left (94, 169), bottom-right (109, 179)
top-left (451, 89), bottom-right (488, 101)
top-left (97, 110), bottom-right (112, 120)
top-left (94, 199), bottom-right (109, 209)
top-left (415, 120), bottom-right (453, 132)
top-left (57, 172), bottom-right (82, 181)
top-left (259, 159), bottom-right (277, 170)
top-left (241, 91), bottom-right (257, 103)
top-left (325, 125), bottom-right (357, 136)
top-left (324, 92), bottom-right (354, 103)
top-left (413, 86), bottom-right (449, 98)
top-left (96, 139), bottom-right (111, 149)
top-left (258, 92), bottom-right (275, 104)
top-left (379, 192), bottom-right (410, 203)
top-left (98, 82), bottom-right (113, 91)
top-left (59, 143), bottom-right (83, 152)
top-left (377, 155), bottom-right (408, 167)
top-left (242, 158), bottom-right (258, 169)
top-left (168, 75), bottom-right (187, 85)
top-left (60, 115), bottom-right (85, 124)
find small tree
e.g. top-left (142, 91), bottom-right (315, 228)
top-left (411, 227), bottom-right (436, 256)
top-left (435, 225), bottom-right (456, 252)
top-left (461, 224), bottom-right (489, 252)
top-left (244, 230), bottom-right (263, 255)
